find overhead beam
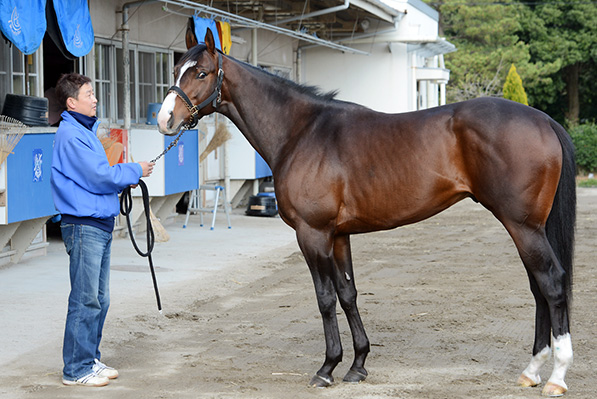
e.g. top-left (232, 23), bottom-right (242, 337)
top-left (160, 0), bottom-right (370, 55)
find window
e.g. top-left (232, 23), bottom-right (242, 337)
top-left (0, 42), bottom-right (8, 111)
top-left (156, 52), bottom-right (169, 102)
top-left (139, 50), bottom-right (170, 119)
top-left (93, 39), bottom-right (172, 124)
top-left (138, 51), bottom-right (155, 119)
top-left (94, 43), bottom-right (113, 120)
top-left (0, 40), bottom-right (42, 112)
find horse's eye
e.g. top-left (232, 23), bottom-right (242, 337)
top-left (197, 72), bottom-right (207, 80)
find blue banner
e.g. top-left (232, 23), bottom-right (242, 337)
top-left (0, 0), bottom-right (47, 55)
top-left (193, 16), bottom-right (222, 51)
top-left (52, 0), bottom-right (94, 57)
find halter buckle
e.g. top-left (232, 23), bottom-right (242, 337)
top-left (214, 67), bottom-right (224, 106)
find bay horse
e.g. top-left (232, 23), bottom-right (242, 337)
top-left (157, 30), bottom-right (576, 396)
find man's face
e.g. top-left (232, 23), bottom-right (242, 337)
top-left (69, 82), bottom-right (97, 117)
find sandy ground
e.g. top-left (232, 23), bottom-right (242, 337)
top-left (0, 188), bottom-right (595, 399)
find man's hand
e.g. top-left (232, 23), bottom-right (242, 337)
top-left (139, 161), bottom-right (155, 178)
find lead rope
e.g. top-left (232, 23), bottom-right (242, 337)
top-left (151, 127), bottom-right (186, 163)
top-left (120, 179), bottom-right (162, 312)
top-left (120, 126), bottom-right (189, 313)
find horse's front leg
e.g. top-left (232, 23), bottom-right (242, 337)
top-left (296, 227), bottom-right (342, 387)
top-left (333, 234), bottom-right (370, 383)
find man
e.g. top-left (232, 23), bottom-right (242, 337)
top-left (51, 73), bottom-right (154, 387)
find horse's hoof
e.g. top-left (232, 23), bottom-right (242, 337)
top-left (343, 369), bottom-right (367, 383)
top-left (518, 373), bottom-right (540, 387)
top-left (542, 382), bottom-right (567, 397)
top-left (309, 374), bottom-right (333, 388)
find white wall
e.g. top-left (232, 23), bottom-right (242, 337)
top-left (392, 0), bottom-right (440, 39)
top-left (229, 30), bottom-right (296, 69)
top-left (90, 0), bottom-right (190, 52)
top-left (301, 42), bottom-right (412, 113)
top-left (300, 0), bottom-right (444, 113)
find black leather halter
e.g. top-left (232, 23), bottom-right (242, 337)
top-left (167, 51), bottom-right (224, 129)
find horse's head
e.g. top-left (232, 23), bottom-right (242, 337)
top-left (157, 29), bottom-right (223, 135)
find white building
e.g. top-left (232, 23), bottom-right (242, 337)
top-left (301, 0), bottom-right (454, 112)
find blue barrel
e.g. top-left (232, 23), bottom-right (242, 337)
top-left (146, 103), bottom-right (161, 125)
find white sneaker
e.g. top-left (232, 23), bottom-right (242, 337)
top-left (93, 359), bottom-right (119, 379)
top-left (62, 370), bottom-right (109, 387)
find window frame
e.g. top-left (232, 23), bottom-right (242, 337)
top-left (92, 38), bottom-right (173, 125)
top-left (0, 41), bottom-right (44, 112)
top-left (93, 42), bottom-right (116, 121)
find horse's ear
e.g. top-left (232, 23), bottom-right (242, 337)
top-left (205, 28), bottom-right (216, 54)
top-left (185, 17), bottom-right (198, 49)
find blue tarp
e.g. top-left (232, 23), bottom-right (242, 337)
top-left (193, 16), bottom-right (222, 51)
top-left (52, 0), bottom-right (94, 57)
top-left (0, 0), bottom-right (47, 55)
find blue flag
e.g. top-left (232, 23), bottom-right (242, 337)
top-left (0, 0), bottom-right (47, 55)
top-left (51, 0), bottom-right (94, 57)
top-left (193, 16), bottom-right (222, 51)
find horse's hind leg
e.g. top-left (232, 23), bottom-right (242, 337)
top-left (332, 235), bottom-right (370, 383)
top-left (296, 227), bottom-right (343, 387)
top-left (508, 225), bottom-right (573, 396)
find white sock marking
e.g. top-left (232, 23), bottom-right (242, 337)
top-left (548, 333), bottom-right (573, 389)
top-left (522, 345), bottom-right (551, 384)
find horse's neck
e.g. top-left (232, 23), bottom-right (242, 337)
top-left (219, 60), bottom-right (313, 170)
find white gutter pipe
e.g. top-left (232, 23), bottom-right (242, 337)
top-left (121, 0), bottom-right (159, 130)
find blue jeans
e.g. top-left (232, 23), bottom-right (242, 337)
top-left (61, 223), bottom-right (112, 381)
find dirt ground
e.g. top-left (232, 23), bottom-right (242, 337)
top-left (1, 188), bottom-right (595, 399)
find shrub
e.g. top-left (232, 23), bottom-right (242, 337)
top-left (503, 64), bottom-right (528, 105)
top-left (568, 123), bottom-right (597, 173)
top-left (578, 178), bottom-right (597, 188)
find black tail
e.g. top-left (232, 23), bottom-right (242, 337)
top-left (546, 119), bottom-right (576, 307)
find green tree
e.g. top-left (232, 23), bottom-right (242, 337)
top-left (435, 0), bottom-right (547, 103)
top-left (519, 2), bottom-right (597, 123)
top-left (425, 0), bottom-right (597, 123)
top-left (503, 64), bottom-right (528, 105)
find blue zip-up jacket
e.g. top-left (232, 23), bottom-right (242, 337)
top-left (51, 111), bottom-right (142, 219)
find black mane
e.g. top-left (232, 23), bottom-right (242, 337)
top-left (179, 45), bottom-right (338, 103)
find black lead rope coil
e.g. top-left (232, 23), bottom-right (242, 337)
top-left (120, 179), bottom-right (162, 312)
